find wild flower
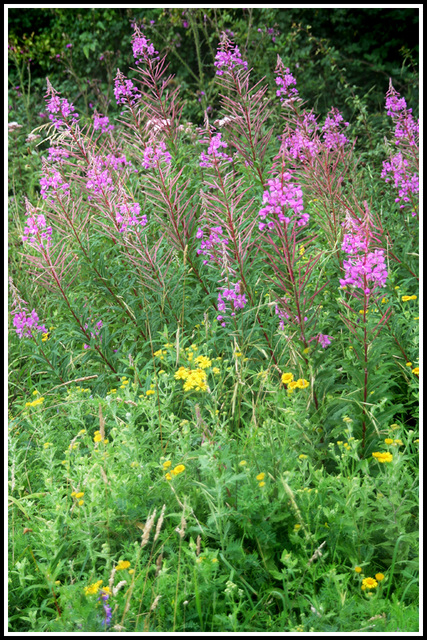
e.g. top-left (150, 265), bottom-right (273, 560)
top-left (214, 33), bottom-right (248, 76)
top-left (13, 309), bottom-right (47, 339)
top-left (372, 451), bottom-right (393, 463)
top-left (39, 161), bottom-right (70, 202)
top-left (114, 69), bottom-right (141, 105)
top-left (99, 589), bottom-right (112, 627)
top-left (275, 63), bottom-right (299, 104)
top-left (142, 141), bottom-right (172, 170)
top-left (93, 114), bottom-right (114, 133)
top-left (45, 86), bottom-right (79, 129)
top-left (132, 25), bottom-right (158, 64)
top-left (321, 107), bottom-right (350, 151)
top-left (199, 132), bottom-right (233, 168)
top-left (281, 372), bottom-right (294, 385)
top-left (115, 560), bottom-right (131, 571)
top-left (339, 213), bottom-right (388, 294)
top-left (361, 577), bottom-right (378, 590)
top-left (258, 174), bottom-right (307, 231)
top-left (84, 580), bottom-right (103, 596)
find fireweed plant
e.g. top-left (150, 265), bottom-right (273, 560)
top-left (9, 28), bottom-right (419, 632)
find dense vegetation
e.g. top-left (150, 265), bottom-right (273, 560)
top-left (8, 8), bottom-right (419, 633)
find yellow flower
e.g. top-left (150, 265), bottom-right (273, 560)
top-left (259, 481), bottom-right (266, 487)
top-left (78, 500), bottom-right (84, 506)
top-left (337, 441), bottom-right (343, 445)
top-left (128, 569), bottom-right (135, 575)
top-left (256, 472), bottom-right (265, 481)
top-left (211, 558), bottom-right (218, 563)
top-left (71, 491), bottom-right (77, 497)
top-left (393, 439), bottom-right (403, 446)
top-left (116, 560), bottom-right (131, 571)
top-left (381, 297), bottom-right (388, 303)
top-left (412, 367), bottom-right (419, 375)
top-left (175, 366), bottom-right (190, 380)
top-left (172, 464), bottom-right (185, 475)
top-left (298, 454), bottom-right (308, 460)
top-left (384, 438), bottom-right (394, 445)
top-left (288, 380), bottom-right (299, 392)
top-left (296, 378), bottom-right (309, 389)
top-left (146, 389), bottom-right (155, 396)
top-left (84, 579), bottom-right (103, 596)
top-left (43, 442), bottom-right (51, 449)
top-left (409, 295), bottom-right (417, 300)
top-left (75, 492), bottom-right (84, 498)
top-left (372, 451), bottom-right (393, 463)
top-left (281, 372), bottom-right (294, 385)
top-left (354, 566), bottom-right (362, 573)
top-left (94, 434), bottom-right (102, 443)
top-left (212, 367), bottom-right (220, 375)
top-left (406, 362), bottom-right (413, 367)
top-left (362, 577), bottom-right (378, 590)
top-left (165, 472), bottom-right (172, 481)
top-left (294, 524), bottom-right (301, 530)
top-left (239, 460), bottom-right (247, 466)
top-left (375, 573), bottom-right (385, 581)
top-left (194, 355), bottom-right (212, 369)
top-left (234, 352), bottom-right (243, 357)
top-left (401, 295), bottom-right (412, 302)
top-left (163, 460), bottom-right (172, 469)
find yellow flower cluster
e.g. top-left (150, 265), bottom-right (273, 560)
top-left (372, 451), bottom-right (393, 463)
top-left (194, 355), bottom-right (212, 369)
top-left (116, 560), bottom-right (131, 571)
top-left (281, 372), bottom-right (309, 392)
top-left (120, 376), bottom-right (130, 389)
top-left (25, 396), bottom-right (45, 408)
top-left (71, 490), bottom-right (85, 506)
top-left (401, 295), bottom-right (417, 301)
top-left (41, 326), bottom-right (54, 342)
top-left (93, 430), bottom-right (108, 444)
top-left (165, 463), bottom-right (185, 480)
top-left (412, 366), bottom-right (419, 376)
top-left (174, 366), bottom-right (208, 392)
top-left (84, 579), bottom-right (103, 596)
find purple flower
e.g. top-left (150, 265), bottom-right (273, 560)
top-left (39, 162), bottom-right (70, 201)
top-left (214, 33), bottom-right (248, 76)
top-left (93, 114), bottom-right (114, 133)
top-left (45, 79), bottom-right (79, 129)
top-left (13, 309), bottom-right (47, 339)
top-left (132, 26), bottom-right (158, 64)
top-left (114, 69), bottom-right (141, 106)
top-left (258, 174), bottom-right (307, 230)
top-left (321, 107), bottom-right (349, 151)
top-left (199, 132), bottom-right (233, 168)
top-left (339, 215), bottom-right (388, 293)
top-left (116, 201), bottom-right (147, 232)
top-left (142, 141), bottom-right (172, 170)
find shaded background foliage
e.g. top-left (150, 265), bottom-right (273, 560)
top-left (8, 7), bottom-right (419, 124)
